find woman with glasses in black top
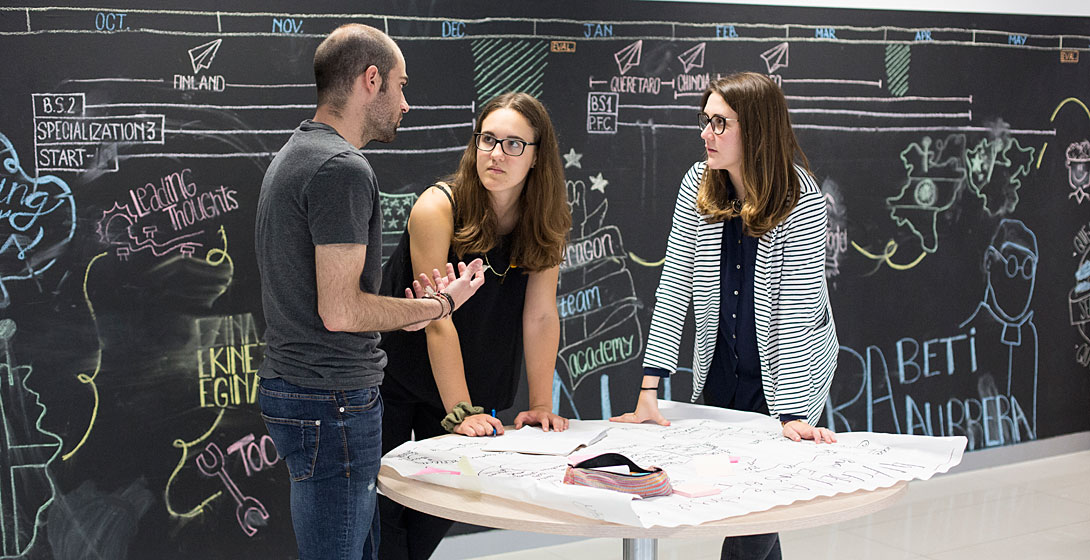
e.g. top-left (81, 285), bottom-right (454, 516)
top-left (378, 92), bottom-right (571, 560)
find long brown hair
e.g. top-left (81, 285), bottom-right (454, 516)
top-left (695, 72), bottom-right (810, 236)
top-left (447, 92), bottom-right (570, 271)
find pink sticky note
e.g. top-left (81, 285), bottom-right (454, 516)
top-left (411, 467), bottom-right (461, 476)
top-left (672, 484), bottom-right (721, 498)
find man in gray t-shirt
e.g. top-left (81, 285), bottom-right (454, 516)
top-left (254, 24), bottom-right (482, 560)
top-left (256, 119), bottom-right (388, 390)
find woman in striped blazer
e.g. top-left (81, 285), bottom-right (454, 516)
top-left (612, 72), bottom-right (838, 560)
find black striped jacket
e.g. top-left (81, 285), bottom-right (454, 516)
top-left (643, 161), bottom-right (837, 424)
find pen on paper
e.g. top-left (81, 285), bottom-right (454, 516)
top-left (491, 408), bottom-right (497, 436)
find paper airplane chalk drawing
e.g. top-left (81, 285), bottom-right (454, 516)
top-left (615, 40), bottom-right (642, 75)
top-left (189, 39), bottom-right (222, 74)
top-left (761, 42), bottom-right (790, 74)
top-left (678, 43), bottom-right (706, 73)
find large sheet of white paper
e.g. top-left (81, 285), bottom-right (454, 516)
top-left (480, 423), bottom-right (610, 455)
top-left (382, 401), bottom-right (967, 528)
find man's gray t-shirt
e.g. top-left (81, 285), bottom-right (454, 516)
top-left (255, 120), bottom-right (386, 390)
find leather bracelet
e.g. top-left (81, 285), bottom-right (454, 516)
top-left (425, 293), bottom-right (445, 321)
top-left (640, 386), bottom-right (658, 391)
top-left (438, 291), bottom-right (455, 317)
top-left (780, 419), bottom-right (804, 426)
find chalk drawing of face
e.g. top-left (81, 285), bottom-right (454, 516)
top-left (984, 219), bottom-right (1037, 322)
top-left (1066, 140), bottom-right (1090, 204)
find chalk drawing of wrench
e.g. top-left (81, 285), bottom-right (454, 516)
top-left (197, 441), bottom-right (269, 536)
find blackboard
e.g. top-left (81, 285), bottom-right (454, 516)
top-left (0, 0), bottom-right (1088, 557)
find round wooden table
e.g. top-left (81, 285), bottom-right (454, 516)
top-left (378, 465), bottom-right (908, 560)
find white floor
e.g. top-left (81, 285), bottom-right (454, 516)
top-left (433, 449), bottom-right (1090, 560)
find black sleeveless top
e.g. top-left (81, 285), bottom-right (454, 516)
top-left (378, 185), bottom-right (529, 412)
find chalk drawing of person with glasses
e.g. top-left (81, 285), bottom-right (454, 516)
top-left (959, 218), bottom-right (1038, 448)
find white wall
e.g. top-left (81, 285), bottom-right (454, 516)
top-left (647, 0), bottom-right (1090, 17)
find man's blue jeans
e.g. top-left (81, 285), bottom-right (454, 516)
top-left (259, 377), bottom-right (383, 560)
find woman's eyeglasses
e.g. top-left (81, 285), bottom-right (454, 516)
top-left (474, 133), bottom-right (537, 156)
top-left (697, 112), bottom-right (738, 135)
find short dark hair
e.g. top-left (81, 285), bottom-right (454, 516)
top-left (314, 24), bottom-right (398, 110)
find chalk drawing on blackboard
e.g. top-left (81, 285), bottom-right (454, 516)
top-left (678, 43), bottom-right (706, 73)
top-left (760, 42), bottom-right (789, 74)
top-left (60, 253), bottom-right (107, 462)
top-left (614, 40), bottom-right (642, 75)
top-left (851, 239), bottom-right (927, 273)
top-left (1072, 224), bottom-right (1090, 369)
top-left (165, 409), bottom-right (225, 520)
top-left (959, 219), bottom-right (1039, 447)
top-left (47, 478), bottom-right (154, 560)
top-left (31, 91), bottom-right (166, 174)
top-left (589, 172), bottom-right (609, 194)
top-left (0, 132), bottom-right (76, 309)
top-left (196, 441), bottom-right (270, 536)
top-left (470, 39), bottom-right (548, 105)
top-left (188, 39), bottom-right (222, 74)
top-left (97, 203), bottom-right (203, 259)
top-left (0, 319), bottom-right (62, 557)
top-left (1066, 140), bottom-right (1090, 204)
top-left (887, 135), bottom-right (967, 253)
top-left (964, 122), bottom-right (1035, 216)
top-left (95, 167), bottom-right (240, 260)
top-left (195, 312), bottom-right (264, 409)
top-left (563, 148), bottom-right (583, 169)
top-left (824, 343), bottom-right (902, 435)
top-left (885, 44), bottom-right (910, 97)
top-left (587, 92), bottom-right (619, 134)
top-left (557, 172), bottom-right (642, 416)
top-left (379, 192), bottom-right (417, 266)
top-left (820, 180), bottom-right (848, 283)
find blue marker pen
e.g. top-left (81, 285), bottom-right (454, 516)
top-left (491, 408), bottom-right (497, 436)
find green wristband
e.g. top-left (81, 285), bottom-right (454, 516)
top-left (440, 401), bottom-right (485, 433)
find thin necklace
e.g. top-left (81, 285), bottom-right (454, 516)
top-left (484, 253), bottom-right (515, 284)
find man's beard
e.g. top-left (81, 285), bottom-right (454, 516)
top-left (366, 99), bottom-right (399, 144)
top-left (371, 115), bottom-right (399, 143)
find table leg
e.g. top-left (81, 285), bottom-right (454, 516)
top-left (622, 537), bottom-right (657, 560)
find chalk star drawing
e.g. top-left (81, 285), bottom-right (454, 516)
top-left (678, 43), bottom-right (706, 73)
top-left (0, 319), bottom-right (63, 557)
top-left (563, 148), bottom-right (584, 169)
top-left (614, 40), bottom-right (642, 75)
top-left (188, 39), bottom-right (222, 74)
top-left (760, 43), bottom-right (789, 74)
top-left (378, 192), bottom-right (418, 266)
top-left (886, 135), bottom-right (967, 253)
top-left (963, 123), bottom-right (1035, 216)
top-left (589, 172), bottom-right (609, 193)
